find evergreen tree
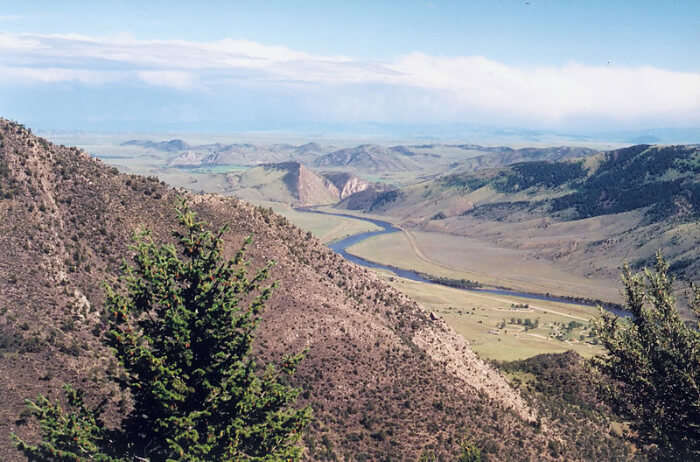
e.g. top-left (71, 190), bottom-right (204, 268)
top-left (593, 252), bottom-right (700, 461)
top-left (13, 385), bottom-right (118, 462)
top-left (14, 201), bottom-right (312, 461)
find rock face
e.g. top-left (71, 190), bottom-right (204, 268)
top-left (224, 161), bottom-right (340, 206)
top-left (0, 119), bottom-right (622, 461)
top-left (168, 150), bottom-right (204, 166)
top-left (293, 162), bottom-right (341, 205)
top-left (321, 171), bottom-right (370, 199)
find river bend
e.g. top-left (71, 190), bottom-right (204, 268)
top-left (296, 208), bottom-right (628, 316)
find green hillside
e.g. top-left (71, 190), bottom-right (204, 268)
top-left (373, 145), bottom-right (699, 223)
top-left (550, 145), bottom-right (699, 221)
top-left (355, 145), bottom-right (700, 285)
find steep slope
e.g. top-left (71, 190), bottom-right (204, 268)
top-left (415, 144), bottom-right (698, 223)
top-left (549, 144), bottom-right (699, 221)
top-left (1, 119), bottom-right (635, 460)
top-left (320, 171), bottom-right (370, 199)
top-left (225, 161), bottom-right (340, 206)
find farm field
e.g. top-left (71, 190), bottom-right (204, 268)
top-left (377, 272), bottom-right (604, 361)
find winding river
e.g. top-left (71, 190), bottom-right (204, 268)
top-left (297, 208), bottom-right (629, 316)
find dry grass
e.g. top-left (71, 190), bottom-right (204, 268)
top-left (376, 273), bottom-right (604, 361)
top-left (265, 202), bottom-right (382, 243)
top-left (346, 228), bottom-right (623, 302)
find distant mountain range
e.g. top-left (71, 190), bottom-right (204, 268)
top-left (124, 138), bottom-right (604, 176)
top-left (445, 146), bottom-right (596, 173)
top-left (49, 123), bottom-right (700, 145)
top-left (121, 138), bottom-right (191, 152)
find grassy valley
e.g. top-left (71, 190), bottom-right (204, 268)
top-left (349, 145), bottom-right (699, 309)
top-left (376, 272), bottom-right (604, 361)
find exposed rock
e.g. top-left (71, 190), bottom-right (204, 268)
top-left (321, 171), bottom-right (370, 199)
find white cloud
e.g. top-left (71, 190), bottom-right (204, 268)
top-left (387, 53), bottom-right (700, 124)
top-left (137, 70), bottom-right (196, 90)
top-left (0, 32), bottom-right (699, 127)
top-left (0, 65), bottom-right (125, 85)
top-left (0, 33), bottom-right (39, 49)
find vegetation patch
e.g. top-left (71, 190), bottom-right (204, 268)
top-left (498, 351), bottom-right (639, 461)
top-left (492, 160), bottom-right (587, 193)
top-left (368, 189), bottom-right (405, 211)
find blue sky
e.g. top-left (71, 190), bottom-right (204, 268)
top-left (1, 1), bottom-right (699, 135)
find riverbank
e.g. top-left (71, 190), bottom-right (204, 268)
top-left (295, 207), bottom-right (627, 316)
top-left (294, 207), bottom-right (617, 360)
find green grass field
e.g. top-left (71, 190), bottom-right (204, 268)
top-left (377, 272), bottom-right (604, 361)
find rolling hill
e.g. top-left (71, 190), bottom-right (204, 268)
top-left (0, 119), bottom-right (642, 460)
top-left (121, 138), bottom-right (191, 152)
top-left (165, 142), bottom-right (327, 168)
top-left (445, 145), bottom-right (597, 173)
top-left (313, 144), bottom-right (425, 172)
top-left (358, 144), bottom-right (700, 290)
